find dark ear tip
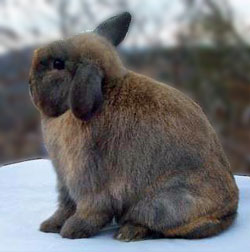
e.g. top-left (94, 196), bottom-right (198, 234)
top-left (121, 11), bottom-right (132, 23)
top-left (94, 11), bottom-right (132, 46)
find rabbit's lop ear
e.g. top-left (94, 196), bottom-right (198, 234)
top-left (69, 64), bottom-right (104, 121)
top-left (94, 12), bottom-right (132, 46)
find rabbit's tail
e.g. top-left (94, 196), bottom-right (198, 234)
top-left (162, 211), bottom-right (237, 239)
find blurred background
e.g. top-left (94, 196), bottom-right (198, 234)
top-left (0, 0), bottom-right (250, 175)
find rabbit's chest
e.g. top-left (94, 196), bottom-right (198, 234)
top-left (41, 112), bottom-right (89, 178)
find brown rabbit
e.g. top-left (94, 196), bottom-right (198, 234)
top-left (29, 12), bottom-right (239, 241)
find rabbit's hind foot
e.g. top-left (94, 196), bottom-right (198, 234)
top-left (163, 212), bottom-right (237, 239)
top-left (114, 223), bottom-right (151, 242)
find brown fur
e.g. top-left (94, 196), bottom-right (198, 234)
top-left (29, 13), bottom-right (239, 241)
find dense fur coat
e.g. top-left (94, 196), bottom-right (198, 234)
top-left (29, 12), bottom-right (238, 241)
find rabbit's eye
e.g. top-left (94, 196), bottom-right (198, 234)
top-left (53, 59), bottom-right (65, 70)
top-left (40, 59), bottom-right (48, 67)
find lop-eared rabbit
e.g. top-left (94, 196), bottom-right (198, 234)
top-left (29, 12), bottom-right (239, 241)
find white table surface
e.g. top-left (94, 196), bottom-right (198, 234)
top-left (0, 159), bottom-right (249, 252)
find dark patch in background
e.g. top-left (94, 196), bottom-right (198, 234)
top-left (0, 0), bottom-right (250, 175)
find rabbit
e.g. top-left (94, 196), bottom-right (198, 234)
top-left (29, 12), bottom-right (239, 241)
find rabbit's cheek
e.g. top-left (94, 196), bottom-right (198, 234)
top-left (35, 76), bottom-right (70, 117)
top-left (39, 87), bottom-right (69, 117)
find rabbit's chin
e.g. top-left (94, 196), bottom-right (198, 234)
top-left (35, 99), bottom-right (69, 118)
top-left (41, 107), bottom-right (69, 118)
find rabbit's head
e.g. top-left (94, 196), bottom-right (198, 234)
top-left (29, 12), bottom-right (131, 121)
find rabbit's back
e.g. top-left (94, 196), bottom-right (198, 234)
top-left (102, 71), bottom-right (227, 176)
top-left (94, 71), bottom-right (238, 202)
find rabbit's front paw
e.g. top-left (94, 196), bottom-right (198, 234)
top-left (60, 215), bottom-right (94, 239)
top-left (114, 223), bottom-right (150, 242)
top-left (40, 207), bottom-right (75, 233)
top-left (40, 217), bottom-right (63, 233)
